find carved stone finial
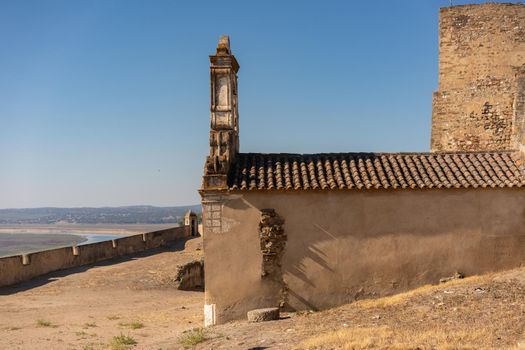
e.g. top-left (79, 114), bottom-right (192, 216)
top-left (216, 35), bottom-right (231, 55)
top-left (202, 34), bottom-right (239, 190)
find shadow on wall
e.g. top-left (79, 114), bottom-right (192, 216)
top-left (237, 189), bottom-right (525, 314)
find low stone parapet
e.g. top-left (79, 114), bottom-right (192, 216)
top-left (0, 226), bottom-right (191, 288)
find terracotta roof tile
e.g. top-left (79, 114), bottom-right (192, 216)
top-left (228, 151), bottom-right (525, 191)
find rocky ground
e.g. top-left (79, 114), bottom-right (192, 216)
top-left (2, 237), bottom-right (525, 349)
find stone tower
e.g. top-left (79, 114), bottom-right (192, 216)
top-left (430, 3), bottom-right (525, 152)
top-left (202, 35), bottom-right (240, 190)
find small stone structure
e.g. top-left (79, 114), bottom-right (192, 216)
top-left (200, 3), bottom-right (525, 326)
top-left (174, 259), bottom-right (204, 291)
top-left (184, 210), bottom-right (199, 236)
top-left (247, 307), bottom-right (280, 323)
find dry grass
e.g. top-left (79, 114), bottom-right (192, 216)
top-left (75, 330), bottom-right (88, 339)
top-left (354, 274), bottom-right (489, 309)
top-left (118, 321), bottom-right (144, 330)
top-left (109, 333), bottom-right (137, 350)
top-left (298, 326), bottom-right (501, 350)
top-left (178, 328), bottom-right (208, 348)
top-left (36, 319), bottom-right (57, 328)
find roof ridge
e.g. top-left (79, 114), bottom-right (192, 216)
top-left (237, 150), bottom-right (519, 157)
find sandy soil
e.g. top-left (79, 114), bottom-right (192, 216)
top-left (0, 237), bottom-right (203, 350)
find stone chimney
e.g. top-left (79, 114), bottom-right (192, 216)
top-left (202, 35), bottom-right (240, 190)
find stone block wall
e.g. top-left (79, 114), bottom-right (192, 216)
top-left (202, 193), bottom-right (226, 235)
top-left (431, 3), bottom-right (525, 152)
top-left (513, 67), bottom-right (525, 153)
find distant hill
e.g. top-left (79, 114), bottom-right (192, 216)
top-left (0, 205), bottom-right (201, 225)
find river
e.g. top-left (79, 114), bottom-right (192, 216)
top-left (0, 232), bottom-right (129, 258)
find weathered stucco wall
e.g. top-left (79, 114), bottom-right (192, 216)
top-left (431, 3), bottom-right (525, 152)
top-left (204, 189), bottom-right (525, 323)
top-left (0, 226), bottom-right (190, 288)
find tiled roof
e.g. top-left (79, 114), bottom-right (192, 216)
top-left (228, 151), bottom-right (525, 191)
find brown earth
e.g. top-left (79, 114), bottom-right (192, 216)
top-left (2, 237), bottom-right (525, 350)
top-left (193, 269), bottom-right (525, 350)
top-left (0, 236), bottom-right (204, 350)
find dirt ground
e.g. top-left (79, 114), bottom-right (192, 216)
top-left (2, 237), bottom-right (525, 349)
top-left (0, 237), bottom-right (204, 350)
top-left (192, 269), bottom-right (525, 350)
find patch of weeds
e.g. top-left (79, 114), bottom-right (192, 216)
top-left (119, 321), bottom-right (144, 330)
top-left (36, 319), bottom-right (57, 328)
top-left (82, 344), bottom-right (95, 350)
top-left (107, 315), bottom-right (120, 321)
top-left (109, 333), bottom-right (137, 350)
top-left (76, 331), bottom-right (88, 338)
top-left (178, 328), bottom-right (208, 348)
top-left (6, 326), bottom-right (21, 331)
top-left (83, 322), bottom-right (97, 328)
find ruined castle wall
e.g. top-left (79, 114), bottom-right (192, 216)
top-left (431, 3), bottom-right (525, 152)
top-left (513, 67), bottom-right (525, 152)
top-left (0, 226), bottom-right (191, 288)
top-left (204, 189), bottom-right (525, 323)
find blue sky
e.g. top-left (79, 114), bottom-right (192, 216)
top-left (0, 0), bottom-right (508, 208)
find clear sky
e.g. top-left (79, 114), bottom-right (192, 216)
top-left (0, 0), bottom-right (510, 209)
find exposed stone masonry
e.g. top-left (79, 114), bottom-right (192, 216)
top-left (431, 3), bottom-right (525, 152)
top-left (451, 101), bottom-right (511, 151)
top-left (513, 66), bottom-right (525, 153)
top-left (174, 259), bottom-right (204, 291)
top-left (259, 209), bottom-right (288, 308)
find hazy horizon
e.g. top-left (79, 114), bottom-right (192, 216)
top-left (0, 204), bottom-right (201, 210)
top-left (0, 0), bottom-right (505, 208)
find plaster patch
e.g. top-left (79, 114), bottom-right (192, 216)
top-left (221, 216), bottom-right (239, 233)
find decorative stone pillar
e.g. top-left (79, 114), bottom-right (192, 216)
top-left (203, 35), bottom-right (240, 190)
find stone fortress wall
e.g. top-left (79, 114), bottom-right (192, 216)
top-left (431, 3), bottom-right (525, 152)
top-left (0, 226), bottom-right (192, 288)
